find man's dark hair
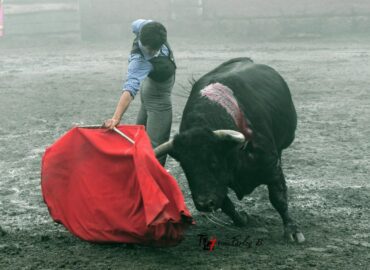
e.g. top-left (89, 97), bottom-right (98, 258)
top-left (139, 21), bottom-right (167, 50)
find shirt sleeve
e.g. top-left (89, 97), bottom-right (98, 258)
top-left (131, 19), bottom-right (153, 35)
top-left (122, 54), bottom-right (153, 97)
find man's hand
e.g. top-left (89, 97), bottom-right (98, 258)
top-left (102, 118), bottom-right (120, 129)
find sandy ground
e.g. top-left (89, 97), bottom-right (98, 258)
top-left (0, 34), bottom-right (370, 269)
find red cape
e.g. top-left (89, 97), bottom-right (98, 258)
top-left (41, 125), bottom-right (193, 246)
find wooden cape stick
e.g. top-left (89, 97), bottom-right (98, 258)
top-left (112, 127), bottom-right (135, 144)
top-left (78, 125), bottom-right (135, 145)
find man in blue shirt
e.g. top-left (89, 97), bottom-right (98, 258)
top-left (104, 19), bottom-right (176, 166)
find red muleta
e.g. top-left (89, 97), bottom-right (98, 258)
top-left (41, 125), bottom-right (193, 246)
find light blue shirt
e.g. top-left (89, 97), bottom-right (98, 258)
top-left (122, 19), bottom-right (170, 97)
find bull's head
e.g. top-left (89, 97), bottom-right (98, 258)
top-left (155, 128), bottom-right (245, 212)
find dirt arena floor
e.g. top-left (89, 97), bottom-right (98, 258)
top-left (0, 34), bottom-right (369, 269)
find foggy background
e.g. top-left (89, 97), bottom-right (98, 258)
top-left (1, 0), bottom-right (370, 41)
top-left (1, 1), bottom-right (370, 269)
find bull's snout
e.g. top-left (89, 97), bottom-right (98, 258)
top-left (195, 195), bottom-right (219, 212)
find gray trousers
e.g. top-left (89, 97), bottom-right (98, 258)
top-left (136, 75), bottom-right (175, 166)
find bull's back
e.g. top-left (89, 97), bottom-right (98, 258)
top-left (185, 58), bottom-right (297, 150)
top-left (234, 63), bottom-right (297, 150)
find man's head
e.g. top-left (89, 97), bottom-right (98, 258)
top-left (139, 21), bottom-right (167, 53)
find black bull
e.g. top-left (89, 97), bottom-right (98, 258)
top-left (155, 57), bottom-right (305, 243)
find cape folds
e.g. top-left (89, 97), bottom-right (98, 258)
top-left (41, 125), bottom-right (193, 246)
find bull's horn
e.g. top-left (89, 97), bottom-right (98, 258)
top-left (213, 129), bottom-right (245, 144)
top-left (154, 140), bottom-right (174, 158)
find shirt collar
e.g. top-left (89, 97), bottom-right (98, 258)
top-left (138, 40), bottom-right (161, 60)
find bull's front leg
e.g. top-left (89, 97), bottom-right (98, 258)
top-left (267, 165), bottom-right (305, 243)
top-left (221, 195), bottom-right (248, 227)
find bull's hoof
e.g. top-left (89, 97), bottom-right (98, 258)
top-left (284, 224), bottom-right (305, 243)
top-left (233, 211), bottom-right (249, 227)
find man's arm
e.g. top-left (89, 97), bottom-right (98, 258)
top-left (103, 91), bottom-right (133, 129)
top-left (103, 55), bottom-right (152, 129)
